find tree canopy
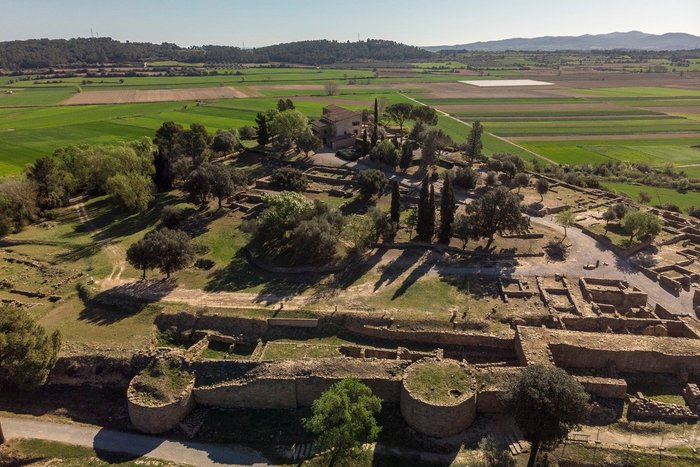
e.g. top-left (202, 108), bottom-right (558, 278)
top-left (506, 365), bottom-right (590, 467)
top-left (620, 210), bottom-right (662, 242)
top-left (465, 186), bottom-right (528, 245)
top-left (303, 378), bottom-right (382, 464)
top-left (0, 306), bottom-right (61, 390)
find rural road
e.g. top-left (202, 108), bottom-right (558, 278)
top-left (1, 416), bottom-right (271, 467)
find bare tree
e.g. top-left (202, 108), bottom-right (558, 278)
top-left (324, 82), bottom-right (339, 96)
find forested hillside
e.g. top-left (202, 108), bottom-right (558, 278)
top-left (0, 37), bottom-right (432, 69)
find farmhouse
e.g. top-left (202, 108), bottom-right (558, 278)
top-left (311, 104), bottom-right (362, 149)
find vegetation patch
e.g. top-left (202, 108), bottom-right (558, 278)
top-left (130, 359), bottom-right (192, 406)
top-left (405, 361), bottom-right (471, 404)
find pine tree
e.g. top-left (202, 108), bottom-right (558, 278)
top-left (371, 98), bottom-right (379, 148)
top-left (390, 181), bottom-right (401, 225)
top-left (416, 175), bottom-right (432, 242)
top-left (438, 175), bottom-right (455, 244)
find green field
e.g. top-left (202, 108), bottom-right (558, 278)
top-left (571, 86), bottom-right (700, 98)
top-left (600, 182), bottom-right (700, 210)
top-left (518, 137), bottom-right (700, 166)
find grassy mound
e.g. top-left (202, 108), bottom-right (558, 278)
top-left (405, 361), bottom-right (471, 404)
top-left (130, 359), bottom-right (192, 406)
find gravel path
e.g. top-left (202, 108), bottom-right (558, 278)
top-left (1, 416), bottom-right (270, 467)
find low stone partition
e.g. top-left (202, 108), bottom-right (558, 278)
top-left (627, 393), bottom-right (697, 423)
top-left (339, 345), bottom-right (439, 362)
top-left (579, 277), bottom-right (648, 311)
top-left (560, 316), bottom-right (697, 338)
top-left (48, 353), bottom-right (150, 388)
top-left (400, 360), bottom-right (477, 438)
top-left (349, 325), bottom-right (515, 353)
top-left (574, 376), bottom-right (627, 399)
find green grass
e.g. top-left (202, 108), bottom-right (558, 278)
top-left (601, 182), bottom-right (700, 210)
top-left (0, 88), bottom-right (76, 106)
top-left (519, 138), bottom-right (700, 166)
top-left (484, 118), bottom-right (700, 137)
top-left (0, 439), bottom-right (184, 467)
top-left (405, 361), bottom-right (471, 403)
top-left (260, 341), bottom-right (341, 360)
top-left (572, 86), bottom-right (700, 98)
top-left (130, 360), bottom-right (192, 405)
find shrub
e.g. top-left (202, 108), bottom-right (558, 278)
top-left (161, 206), bottom-right (185, 229)
top-left (238, 125), bottom-right (257, 140)
top-left (453, 166), bottom-right (479, 190)
top-left (356, 169), bottom-right (388, 199)
top-left (270, 167), bottom-right (309, 192)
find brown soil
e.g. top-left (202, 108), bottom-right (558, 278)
top-left (62, 86), bottom-right (249, 105)
top-left (421, 82), bottom-right (579, 99)
top-left (435, 102), bottom-right (630, 112)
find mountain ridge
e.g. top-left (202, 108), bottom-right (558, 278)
top-left (424, 31), bottom-right (700, 52)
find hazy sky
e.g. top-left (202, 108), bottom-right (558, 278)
top-left (1, 0), bottom-right (699, 47)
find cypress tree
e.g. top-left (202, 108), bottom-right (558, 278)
top-left (371, 98), bottom-right (379, 148)
top-left (428, 183), bottom-right (436, 241)
top-left (362, 129), bottom-right (369, 156)
top-left (255, 112), bottom-right (269, 146)
top-left (399, 142), bottom-right (413, 171)
top-left (416, 175), bottom-right (431, 242)
top-left (438, 175), bottom-right (455, 244)
top-left (390, 181), bottom-right (401, 225)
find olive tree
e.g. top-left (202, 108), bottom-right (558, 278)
top-left (303, 378), bottom-right (381, 465)
top-left (506, 365), bottom-right (590, 467)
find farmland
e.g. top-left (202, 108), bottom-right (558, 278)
top-left (0, 65), bottom-right (698, 206)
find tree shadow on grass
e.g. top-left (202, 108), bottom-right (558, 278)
top-left (78, 280), bottom-right (176, 325)
top-left (91, 193), bottom-right (182, 243)
top-left (340, 196), bottom-right (372, 215)
top-left (373, 248), bottom-right (422, 292)
top-left (204, 249), bottom-right (322, 306)
top-left (390, 250), bottom-right (441, 300)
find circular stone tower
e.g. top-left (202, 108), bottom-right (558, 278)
top-left (400, 359), bottom-right (477, 437)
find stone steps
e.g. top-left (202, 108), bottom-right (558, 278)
top-left (292, 443), bottom-right (313, 461)
top-left (505, 431), bottom-right (528, 455)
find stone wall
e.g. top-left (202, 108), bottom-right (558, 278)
top-left (516, 327), bottom-right (700, 379)
top-left (349, 325), bottom-right (515, 353)
top-left (684, 383), bottom-right (700, 412)
top-left (627, 393), bottom-right (697, 423)
top-left (128, 377), bottom-right (196, 434)
top-left (579, 277), bottom-right (648, 310)
top-left (560, 316), bottom-right (695, 338)
top-left (574, 376), bottom-right (627, 399)
top-left (192, 358), bottom-right (408, 409)
top-left (48, 353), bottom-right (149, 388)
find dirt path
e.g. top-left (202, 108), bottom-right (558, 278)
top-left (1, 415), bottom-right (270, 466)
top-left (74, 201), bottom-right (126, 284)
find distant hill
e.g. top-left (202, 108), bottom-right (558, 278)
top-left (0, 37), bottom-right (432, 69)
top-left (425, 31), bottom-right (700, 52)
